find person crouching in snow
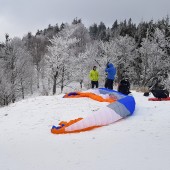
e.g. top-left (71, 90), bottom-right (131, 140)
top-left (118, 76), bottom-right (131, 95)
top-left (105, 63), bottom-right (116, 90)
top-left (148, 76), bottom-right (169, 99)
top-left (89, 66), bottom-right (99, 88)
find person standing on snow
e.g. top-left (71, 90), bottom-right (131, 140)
top-left (105, 63), bottom-right (116, 90)
top-left (89, 66), bottom-right (99, 88)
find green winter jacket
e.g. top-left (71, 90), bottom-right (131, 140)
top-left (89, 70), bottom-right (99, 81)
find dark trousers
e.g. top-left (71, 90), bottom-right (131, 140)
top-left (91, 81), bottom-right (98, 88)
top-left (105, 79), bottom-right (113, 90)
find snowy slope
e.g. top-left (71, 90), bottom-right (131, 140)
top-left (0, 91), bottom-right (170, 170)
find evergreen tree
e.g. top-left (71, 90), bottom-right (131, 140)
top-left (89, 23), bottom-right (98, 40)
top-left (72, 18), bottom-right (82, 25)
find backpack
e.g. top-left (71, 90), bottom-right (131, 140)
top-left (143, 92), bottom-right (150, 96)
top-left (118, 79), bottom-right (131, 95)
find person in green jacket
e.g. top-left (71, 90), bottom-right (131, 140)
top-left (89, 66), bottom-right (99, 88)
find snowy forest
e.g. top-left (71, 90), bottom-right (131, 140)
top-left (0, 17), bottom-right (170, 106)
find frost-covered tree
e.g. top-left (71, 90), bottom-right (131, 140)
top-left (71, 23), bottom-right (91, 54)
top-left (77, 42), bottom-right (103, 87)
top-left (0, 37), bottom-right (33, 105)
top-left (32, 35), bottom-right (47, 89)
top-left (112, 35), bottom-right (136, 83)
top-left (23, 33), bottom-right (47, 89)
top-left (45, 24), bottom-right (79, 94)
top-left (139, 28), bottom-right (169, 87)
top-left (78, 35), bottom-right (136, 87)
top-left (95, 35), bottom-right (136, 83)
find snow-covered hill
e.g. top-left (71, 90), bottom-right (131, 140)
top-left (0, 91), bottom-right (170, 170)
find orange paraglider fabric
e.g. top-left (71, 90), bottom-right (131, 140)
top-left (63, 92), bottom-right (115, 103)
top-left (51, 117), bottom-right (101, 134)
top-left (51, 88), bottom-right (136, 135)
top-left (51, 91), bottom-right (116, 134)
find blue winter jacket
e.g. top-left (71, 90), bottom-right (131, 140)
top-left (105, 63), bottom-right (116, 80)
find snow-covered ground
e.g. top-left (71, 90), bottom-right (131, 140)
top-left (0, 89), bottom-right (170, 170)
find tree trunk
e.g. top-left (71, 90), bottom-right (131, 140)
top-left (80, 80), bottom-right (83, 89)
top-left (20, 78), bottom-right (25, 99)
top-left (61, 85), bottom-right (64, 93)
top-left (4, 96), bottom-right (8, 106)
top-left (12, 94), bottom-right (15, 103)
top-left (37, 71), bottom-right (40, 89)
top-left (60, 66), bottom-right (65, 93)
top-left (30, 79), bottom-right (33, 95)
top-left (11, 71), bottom-right (16, 103)
top-left (53, 71), bottom-right (58, 95)
top-left (117, 65), bottom-right (122, 84)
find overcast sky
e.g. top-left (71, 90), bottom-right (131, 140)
top-left (0, 0), bottom-right (170, 42)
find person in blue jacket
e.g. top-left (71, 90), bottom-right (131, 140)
top-left (105, 63), bottom-right (116, 90)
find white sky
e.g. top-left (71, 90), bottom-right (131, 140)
top-left (0, 0), bottom-right (170, 42)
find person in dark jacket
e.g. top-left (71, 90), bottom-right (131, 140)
top-left (118, 77), bottom-right (131, 95)
top-left (148, 76), bottom-right (169, 98)
top-left (105, 63), bottom-right (116, 90)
